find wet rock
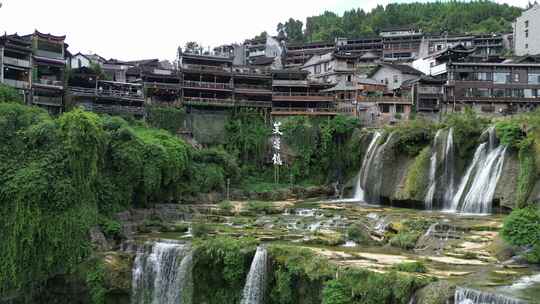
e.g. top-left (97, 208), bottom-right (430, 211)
top-left (90, 226), bottom-right (111, 252)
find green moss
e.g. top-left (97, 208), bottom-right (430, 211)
top-left (402, 146), bottom-right (431, 200)
top-left (392, 261), bottom-right (427, 273)
top-left (517, 137), bottom-right (537, 208)
top-left (389, 231), bottom-right (421, 250)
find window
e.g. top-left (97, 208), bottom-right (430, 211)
top-left (347, 75), bottom-right (352, 82)
top-left (493, 72), bottom-right (510, 84)
top-left (524, 89), bottom-right (538, 98)
top-left (514, 73), bottom-right (520, 83)
top-left (384, 78), bottom-right (389, 85)
top-left (380, 104), bottom-right (390, 113)
top-left (476, 72), bottom-right (491, 81)
top-left (393, 75), bottom-right (399, 84)
top-left (315, 65), bottom-right (321, 74)
top-left (396, 104), bottom-right (404, 113)
top-left (526, 43), bottom-right (529, 49)
top-left (513, 89), bottom-right (524, 98)
top-left (529, 73), bottom-right (540, 84)
top-left (525, 29), bottom-right (529, 38)
top-left (525, 20), bottom-right (529, 28)
top-left (493, 89), bottom-right (505, 98)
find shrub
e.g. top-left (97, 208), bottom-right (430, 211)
top-left (218, 200), bottom-right (234, 212)
top-left (392, 261), bottom-right (427, 273)
top-left (246, 201), bottom-right (276, 215)
top-left (192, 222), bottom-right (212, 238)
top-left (347, 223), bottom-right (372, 244)
top-left (495, 120), bottom-right (525, 148)
top-left (98, 217), bottom-right (123, 240)
top-left (501, 207), bottom-right (540, 248)
top-left (389, 231), bottom-right (421, 250)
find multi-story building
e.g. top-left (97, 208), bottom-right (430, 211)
top-left (232, 65), bottom-right (273, 109)
top-left (138, 60), bottom-right (182, 106)
top-left (380, 27), bottom-right (423, 62)
top-left (446, 62), bottom-right (540, 115)
top-left (26, 31), bottom-right (67, 114)
top-left (335, 37), bottom-right (383, 58)
top-left (285, 41), bottom-right (335, 67)
top-left (514, 4), bottom-right (540, 56)
top-left (271, 69), bottom-right (336, 116)
top-left (0, 34), bottom-right (32, 102)
top-left (369, 63), bottom-right (423, 92)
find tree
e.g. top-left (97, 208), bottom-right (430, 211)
top-left (184, 41), bottom-right (202, 55)
top-left (0, 84), bottom-right (23, 103)
top-left (280, 18), bottom-right (304, 43)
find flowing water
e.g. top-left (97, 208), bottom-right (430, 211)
top-left (240, 246), bottom-right (268, 304)
top-left (131, 240), bottom-right (192, 304)
top-left (425, 129), bottom-right (455, 210)
top-left (354, 132), bottom-right (395, 203)
top-left (455, 287), bottom-right (527, 304)
top-left (449, 128), bottom-right (507, 214)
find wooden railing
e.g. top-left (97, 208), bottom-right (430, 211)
top-left (34, 78), bottom-right (64, 88)
top-left (3, 79), bottom-right (30, 89)
top-left (183, 97), bottom-right (271, 108)
top-left (362, 97), bottom-right (411, 104)
top-left (69, 87), bottom-right (144, 101)
top-left (3, 56), bottom-right (31, 68)
top-left (33, 96), bottom-right (62, 106)
top-left (271, 107), bottom-right (338, 115)
top-left (235, 84), bottom-right (271, 91)
top-left (182, 64), bottom-right (231, 72)
top-left (183, 81), bottom-right (232, 90)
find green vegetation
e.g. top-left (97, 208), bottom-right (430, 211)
top-left (501, 207), bottom-right (540, 263)
top-left (386, 119), bottom-right (434, 156)
top-left (443, 107), bottom-right (489, 160)
top-left (0, 84), bottom-right (23, 103)
top-left (246, 201), bottom-right (278, 215)
top-left (192, 237), bottom-right (258, 304)
top-left (279, 1), bottom-right (521, 43)
top-left (389, 231), bottom-right (421, 250)
top-left (146, 105), bottom-right (187, 135)
top-left (392, 261), bottom-right (427, 273)
top-left (347, 223), bottom-right (373, 245)
top-left (402, 146), bottom-right (431, 200)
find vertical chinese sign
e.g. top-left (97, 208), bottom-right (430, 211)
top-left (272, 121), bottom-right (283, 184)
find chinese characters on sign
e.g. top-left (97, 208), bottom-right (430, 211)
top-left (272, 121), bottom-right (283, 166)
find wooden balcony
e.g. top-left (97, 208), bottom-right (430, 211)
top-left (34, 78), bottom-right (64, 89)
top-left (3, 56), bottom-right (31, 68)
top-left (455, 96), bottom-right (540, 104)
top-left (182, 63), bottom-right (231, 73)
top-left (271, 107), bottom-right (338, 116)
top-left (80, 103), bottom-right (144, 116)
top-left (362, 97), bottom-right (412, 104)
top-left (3, 78), bottom-right (30, 89)
top-left (144, 82), bottom-right (181, 90)
top-left (182, 97), bottom-right (271, 108)
top-left (69, 87), bottom-right (144, 102)
top-left (183, 80), bottom-right (232, 91)
top-left (272, 80), bottom-right (308, 87)
top-left (32, 96), bottom-right (62, 106)
top-left (272, 92), bottom-right (334, 102)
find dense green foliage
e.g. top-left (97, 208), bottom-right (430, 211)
top-left (281, 115), bottom-right (360, 184)
top-left (278, 1), bottom-right (522, 43)
top-left (225, 109), bottom-right (270, 168)
top-left (443, 107), bottom-right (489, 160)
top-left (0, 84), bottom-right (23, 103)
top-left (0, 103), bottom-right (201, 299)
top-left (392, 261), bottom-right (427, 273)
top-left (501, 207), bottom-right (540, 263)
top-left (402, 146), bottom-right (431, 200)
top-left (387, 119), bottom-right (435, 156)
top-left (145, 105), bottom-right (187, 135)
top-left (192, 237), bottom-right (258, 304)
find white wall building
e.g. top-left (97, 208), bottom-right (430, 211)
top-left (514, 4), bottom-right (540, 56)
top-left (370, 64), bottom-right (423, 91)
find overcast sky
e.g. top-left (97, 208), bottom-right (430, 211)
top-left (0, 0), bottom-right (530, 61)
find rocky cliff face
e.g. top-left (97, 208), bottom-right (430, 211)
top-left (348, 129), bottom-right (523, 211)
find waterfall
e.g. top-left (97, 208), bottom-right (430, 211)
top-left (354, 132), bottom-right (395, 203)
top-left (424, 129), bottom-right (456, 210)
top-left (424, 130), bottom-right (443, 209)
top-left (354, 131), bottom-right (382, 201)
top-left (455, 287), bottom-right (526, 304)
top-left (449, 127), bottom-right (507, 214)
top-left (240, 246), bottom-right (268, 304)
top-left (131, 240), bottom-right (193, 304)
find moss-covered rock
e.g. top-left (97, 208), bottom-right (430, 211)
top-left (412, 281), bottom-right (455, 304)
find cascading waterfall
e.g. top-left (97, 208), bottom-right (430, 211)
top-left (450, 127), bottom-right (507, 214)
top-left (354, 132), bottom-right (395, 203)
top-left (354, 131), bottom-right (382, 202)
top-left (455, 287), bottom-right (526, 304)
top-left (424, 129), bottom-right (456, 210)
top-left (240, 246), bottom-right (268, 304)
top-left (131, 240), bottom-right (193, 304)
top-left (424, 130), bottom-right (443, 209)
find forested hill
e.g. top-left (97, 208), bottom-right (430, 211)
top-left (276, 1), bottom-right (523, 43)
